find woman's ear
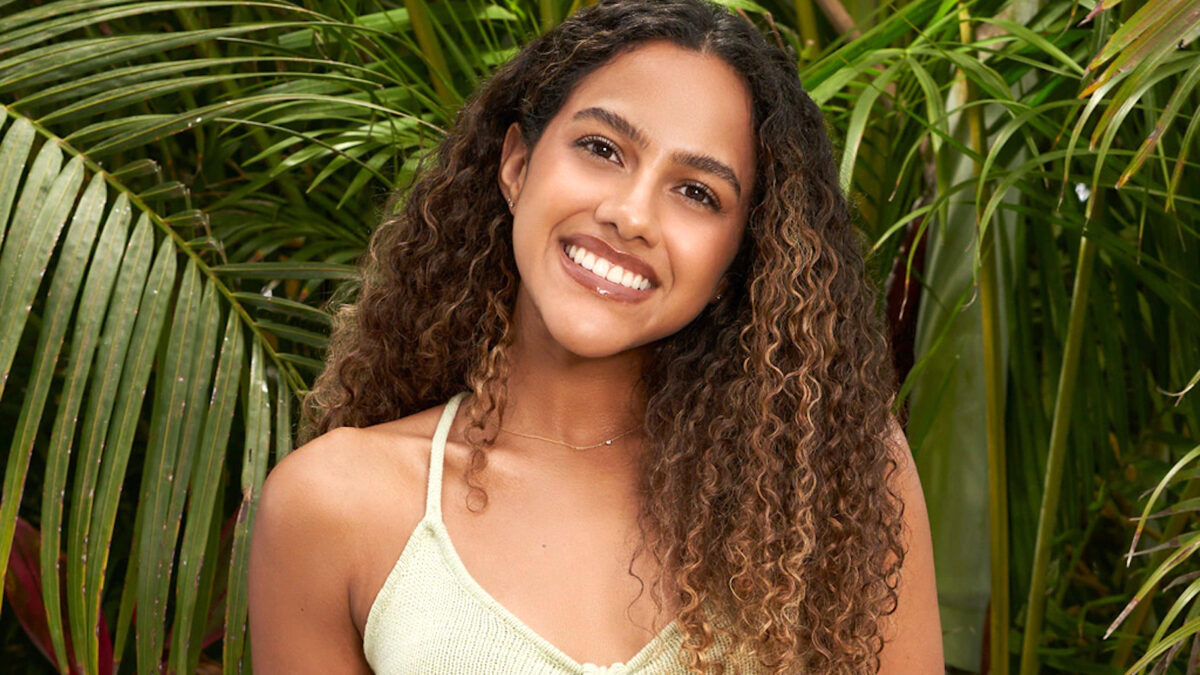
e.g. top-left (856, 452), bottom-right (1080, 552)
top-left (498, 122), bottom-right (528, 209)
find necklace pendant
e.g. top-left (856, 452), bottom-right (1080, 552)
top-left (604, 439), bottom-right (613, 446)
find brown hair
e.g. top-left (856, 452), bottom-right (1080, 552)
top-left (301, 1), bottom-right (904, 671)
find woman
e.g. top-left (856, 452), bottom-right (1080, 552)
top-left (247, 0), bottom-right (942, 672)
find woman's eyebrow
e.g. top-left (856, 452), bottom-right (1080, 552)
top-left (573, 106), bottom-right (650, 148)
top-left (671, 150), bottom-right (741, 198)
top-left (572, 106), bottom-right (743, 198)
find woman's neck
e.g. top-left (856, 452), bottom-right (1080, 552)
top-left (499, 299), bottom-right (648, 455)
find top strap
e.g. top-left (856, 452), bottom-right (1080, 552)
top-left (425, 392), bottom-right (469, 521)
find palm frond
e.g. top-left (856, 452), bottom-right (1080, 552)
top-left (0, 103), bottom-right (317, 674)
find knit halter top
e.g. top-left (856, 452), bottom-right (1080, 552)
top-left (361, 393), bottom-right (760, 674)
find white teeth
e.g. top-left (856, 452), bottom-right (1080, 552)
top-left (562, 244), bottom-right (652, 291)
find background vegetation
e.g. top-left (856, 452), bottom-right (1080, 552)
top-left (0, 0), bottom-right (1197, 672)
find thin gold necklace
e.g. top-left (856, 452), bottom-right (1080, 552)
top-left (498, 424), bottom-right (641, 450)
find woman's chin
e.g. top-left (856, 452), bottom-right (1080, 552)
top-left (552, 334), bottom-right (641, 360)
top-left (513, 290), bottom-right (667, 360)
top-left (539, 322), bottom-right (654, 361)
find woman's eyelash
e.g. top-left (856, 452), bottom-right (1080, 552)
top-left (576, 135), bottom-right (621, 163)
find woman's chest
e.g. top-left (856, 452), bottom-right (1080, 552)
top-left (357, 472), bottom-right (674, 663)
top-left (446, 500), bottom-right (678, 664)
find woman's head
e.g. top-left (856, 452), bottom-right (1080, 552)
top-left (498, 39), bottom-right (756, 358)
top-left (482, 0), bottom-right (848, 359)
top-left (305, 1), bottom-right (902, 671)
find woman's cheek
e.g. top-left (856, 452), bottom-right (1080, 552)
top-left (560, 163), bottom-right (616, 203)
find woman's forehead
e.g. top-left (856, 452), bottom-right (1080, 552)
top-left (550, 41), bottom-right (756, 189)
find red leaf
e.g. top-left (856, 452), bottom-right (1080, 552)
top-left (4, 517), bottom-right (115, 675)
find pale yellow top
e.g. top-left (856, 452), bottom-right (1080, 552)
top-left (362, 393), bottom-right (762, 674)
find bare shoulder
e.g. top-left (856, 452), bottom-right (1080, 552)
top-left (259, 405), bottom-right (449, 536)
top-left (263, 417), bottom-right (432, 514)
top-left (878, 414), bottom-right (944, 673)
top-left (248, 408), bottom-right (446, 673)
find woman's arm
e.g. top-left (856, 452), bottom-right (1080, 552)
top-left (878, 416), bottom-right (945, 673)
top-left (247, 429), bottom-right (375, 674)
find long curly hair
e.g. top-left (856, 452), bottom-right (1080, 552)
top-left (301, 1), bottom-right (904, 671)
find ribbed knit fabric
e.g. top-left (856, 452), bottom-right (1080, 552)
top-left (363, 393), bottom-right (761, 674)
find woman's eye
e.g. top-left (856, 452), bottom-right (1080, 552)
top-left (576, 136), bottom-right (621, 164)
top-left (681, 183), bottom-right (720, 211)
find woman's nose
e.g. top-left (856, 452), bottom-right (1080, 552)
top-left (593, 172), bottom-right (658, 245)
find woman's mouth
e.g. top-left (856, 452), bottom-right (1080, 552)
top-left (563, 244), bottom-right (652, 291)
top-left (557, 239), bottom-right (657, 303)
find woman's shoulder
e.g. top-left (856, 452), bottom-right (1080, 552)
top-left (260, 405), bottom-right (450, 532)
top-left (250, 404), bottom-right (455, 643)
top-left (255, 406), bottom-right (450, 572)
top-left (248, 406), bottom-right (453, 670)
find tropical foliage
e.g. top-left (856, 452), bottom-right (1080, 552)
top-left (0, 0), bottom-right (1197, 673)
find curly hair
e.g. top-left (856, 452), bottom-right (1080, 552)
top-left (301, 1), bottom-right (904, 672)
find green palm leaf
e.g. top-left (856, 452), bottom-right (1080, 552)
top-left (0, 103), bottom-right (312, 673)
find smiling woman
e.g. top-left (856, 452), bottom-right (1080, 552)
top-left (247, 1), bottom-right (942, 673)
top-left (502, 42), bottom-right (754, 358)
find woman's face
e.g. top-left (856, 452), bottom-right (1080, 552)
top-left (499, 41), bottom-right (756, 359)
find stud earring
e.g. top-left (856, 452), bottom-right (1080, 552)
top-left (506, 197), bottom-right (514, 209)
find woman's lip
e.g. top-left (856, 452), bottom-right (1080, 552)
top-left (560, 234), bottom-right (659, 286)
top-left (558, 245), bottom-right (654, 303)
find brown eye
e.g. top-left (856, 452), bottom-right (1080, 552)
top-left (576, 136), bottom-right (622, 164)
top-left (680, 182), bottom-right (720, 211)
top-left (589, 140), bottom-right (616, 159)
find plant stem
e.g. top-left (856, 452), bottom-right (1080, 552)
top-left (813, 0), bottom-right (858, 37)
top-left (959, 5), bottom-right (1010, 671)
top-left (980, 175), bottom-right (1010, 675)
top-left (540, 0), bottom-right (558, 32)
top-left (404, 0), bottom-right (454, 106)
top-left (793, 0), bottom-right (822, 57)
top-left (1018, 233), bottom-right (1098, 675)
